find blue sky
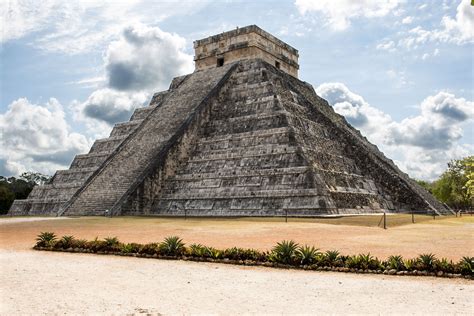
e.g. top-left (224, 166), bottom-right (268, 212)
top-left (0, 0), bottom-right (473, 180)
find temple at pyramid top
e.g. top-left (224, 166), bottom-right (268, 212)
top-left (194, 25), bottom-right (299, 77)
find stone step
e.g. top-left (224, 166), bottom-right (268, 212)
top-left (210, 96), bottom-right (279, 119)
top-left (197, 127), bottom-right (290, 148)
top-left (160, 188), bottom-right (325, 200)
top-left (109, 119), bottom-right (143, 137)
top-left (202, 111), bottom-right (289, 136)
top-left (180, 151), bottom-right (307, 174)
top-left (172, 166), bottom-right (310, 181)
top-left (89, 135), bottom-right (128, 154)
top-left (130, 106), bottom-right (155, 121)
top-left (70, 152), bottom-right (110, 169)
top-left (192, 144), bottom-right (297, 161)
top-left (53, 167), bottom-right (96, 183)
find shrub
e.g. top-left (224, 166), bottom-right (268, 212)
top-left (121, 243), bottom-right (141, 254)
top-left (270, 240), bottom-right (299, 264)
top-left (86, 237), bottom-right (107, 252)
top-left (437, 258), bottom-right (455, 273)
top-left (188, 244), bottom-right (206, 257)
top-left (73, 239), bottom-right (88, 249)
top-left (417, 253), bottom-right (438, 271)
top-left (35, 232), bottom-right (57, 248)
top-left (386, 255), bottom-right (405, 271)
top-left (103, 236), bottom-right (121, 251)
top-left (458, 256), bottom-right (473, 275)
top-left (322, 250), bottom-right (342, 267)
top-left (159, 236), bottom-right (185, 256)
top-left (295, 245), bottom-right (320, 265)
top-left (138, 243), bottom-right (159, 255)
top-left (54, 235), bottom-right (75, 249)
top-left (223, 247), bottom-right (265, 261)
top-left (403, 258), bottom-right (417, 271)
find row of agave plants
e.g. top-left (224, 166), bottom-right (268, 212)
top-left (34, 232), bottom-right (473, 278)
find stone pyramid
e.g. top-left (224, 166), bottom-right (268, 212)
top-left (9, 25), bottom-right (451, 217)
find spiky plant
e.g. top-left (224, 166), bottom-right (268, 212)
top-left (55, 235), bottom-right (75, 249)
top-left (403, 258), bottom-right (416, 271)
top-left (387, 255), bottom-right (405, 271)
top-left (296, 245), bottom-right (320, 265)
top-left (121, 243), bottom-right (140, 254)
top-left (35, 232), bottom-right (57, 248)
top-left (188, 243), bottom-right (206, 257)
top-left (418, 253), bottom-right (437, 271)
top-left (270, 240), bottom-right (299, 264)
top-left (159, 236), bottom-right (185, 256)
top-left (138, 243), bottom-right (159, 255)
top-left (323, 250), bottom-right (341, 267)
top-left (458, 256), bottom-right (473, 275)
top-left (437, 258), bottom-right (455, 273)
top-left (103, 236), bottom-right (121, 251)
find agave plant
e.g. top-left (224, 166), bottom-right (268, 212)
top-left (188, 243), bottom-right (206, 257)
top-left (55, 235), bottom-right (75, 249)
top-left (418, 253), bottom-right (438, 271)
top-left (323, 250), bottom-right (341, 267)
top-left (35, 232), bottom-right (57, 248)
top-left (403, 258), bottom-right (416, 271)
top-left (458, 256), bottom-right (473, 275)
top-left (103, 236), bottom-right (121, 251)
top-left (345, 255), bottom-right (362, 269)
top-left (296, 245), bottom-right (320, 265)
top-left (139, 243), bottom-right (159, 255)
top-left (121, 243), bottom-right (140, 254)
top-left (386, 255), bottom-right (405, 271)
top-left (159, 236), bottom-right (185, 256)
top-left (437, 258), bottom-right (455, 273)
top-left (270, 240), bottom-right (299, 264)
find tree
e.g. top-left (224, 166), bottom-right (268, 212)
top-left (432, 156), bottom-right (473, 210)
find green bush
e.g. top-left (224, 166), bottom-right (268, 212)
top-left (138, 243), bottom-right (160, 255)
top-left (35, 232), bottom-right (57, 248)
top-left (103, 236), bottom-right (121, 251)
top-left (270, 240), bottom-right (299, 264)
top-left (417, 253), bottom-right (438, 271)
top-left (54, 235), bottom-right (75, 249)
top-left (322, 250), bottom-right (342, 267)
top-left (458, 256), bottom-right (473, 275)
top-left (386, 255), bottom-right (405, 271)
top-left (121, 243), bottom-right (141, 254)
top-left (159, 236), bottom-right (185, 256)
top-left (295, 245), bottom-right (320, 265)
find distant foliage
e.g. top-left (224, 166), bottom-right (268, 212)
top-left (0, 172), bottom-right (52, 214)
top-left (416, 156), bottom-right (473, 210)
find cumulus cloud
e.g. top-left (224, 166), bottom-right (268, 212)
top-left (1, 0), bottom-right (209, 54)
top-left (0, 98), bottom-right (90, 176)
top-left (72, 24), bottom-right (193, 131)
top-left (316, 82), bottom-right (473, 180)
top-left (106, 24), bottom-right (193, 91)
top-left (294, 0), bottom-right (401, 30)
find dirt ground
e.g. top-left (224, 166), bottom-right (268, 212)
top-left (1, 216), bottom-right (473, 314)
top-left (1, 215), bottom-right (473, 260)
top-left (1, 250), bottom-right (472, 315)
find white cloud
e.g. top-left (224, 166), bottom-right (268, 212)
top-left (72, 23), bottom-right (193, 133)
top-left (376, 40), bottom-right (396, 52)
top-left (294, 0), bottom-right (401, 30)
top-left (316, 83), bottom-right (473, 180)
top-left (402, 16), bottom-right (413, 24)
top-left (0, 0), bottom-right (209, 54)
top-left (0, 98), bottom-right (90, 176)
top-left (105, 24), bottom-right (193, 91)
top-left (399, 0), bottom-right (473, 49)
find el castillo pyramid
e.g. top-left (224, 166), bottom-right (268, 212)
top-left (9, 25), bottom-right (451, 217)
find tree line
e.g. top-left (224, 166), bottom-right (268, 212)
top-left (416, 156), bottom-right (473, 210)
top-left (0, 172), bottom-right (51, 214)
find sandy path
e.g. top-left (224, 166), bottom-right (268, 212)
top-left (1, 250), bottom-right (472, 315)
